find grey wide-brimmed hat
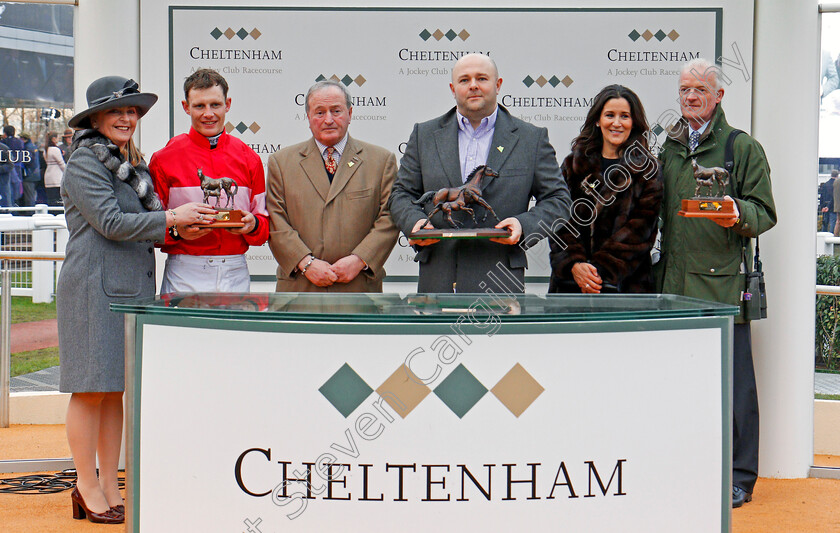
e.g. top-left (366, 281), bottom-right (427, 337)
top-left (68, 76), bottom-right (158, 129)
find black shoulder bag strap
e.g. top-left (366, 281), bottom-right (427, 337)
top-left (726, 129), bottom-right (767, 319)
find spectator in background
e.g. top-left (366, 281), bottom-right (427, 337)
top-left (36, 137), bottom-right (47, 205)
top-left (821, 170), bottom-right (837, 233)
top-left (58, 128), bottom-right (73, 161)
top-left (834, 171), bottom-right (840, 237)
top-left (19, 133), bottom-right (41, 208)
top-left (0, 139), bottom-right (13, 206)
top-left (2, 125), bottom-right (24, 206)
top-left (44, 131), bottom-right (66, 206)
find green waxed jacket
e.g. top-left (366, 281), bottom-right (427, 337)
top-left (655, 106), bottom-right (777, 323)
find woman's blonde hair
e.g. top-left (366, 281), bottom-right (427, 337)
top-left (122, 139), bottom-right (144, 166)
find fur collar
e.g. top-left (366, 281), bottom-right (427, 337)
top-left (69, 129), bottom-right (162, 211)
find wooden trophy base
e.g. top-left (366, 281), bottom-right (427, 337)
top-left (678, 198), bottom-right (736, 219)
top-left (209, 209), bottom-right (245, 228)
top-left (410, 227), bottom-right (512, 240)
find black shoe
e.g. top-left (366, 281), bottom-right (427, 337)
top-left (732, 485), bottom-right (752, 508)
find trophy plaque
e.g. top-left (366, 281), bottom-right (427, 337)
top-left (678, 159), bottom-right (737, 219)
top-left (408, 165), bottom-right (511, 240)
top-left (197, 168), bottom-right (245, 228)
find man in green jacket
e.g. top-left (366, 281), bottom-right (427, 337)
top-left (656, 58), bottom-right (777, 508)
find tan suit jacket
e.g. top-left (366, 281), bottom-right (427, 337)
top-left (266, 136), bottom-right (398, 292)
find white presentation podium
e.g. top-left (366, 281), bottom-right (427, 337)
top-left (114, 293), bottom-right (737, 532)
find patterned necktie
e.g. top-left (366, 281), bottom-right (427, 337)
top-left (689, 130), bottom-right (701, 152)
top-left (324, 147), bottom-right (337, 175)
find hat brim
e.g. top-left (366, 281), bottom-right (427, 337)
top-left (68, 93), bottom-right (158, 129)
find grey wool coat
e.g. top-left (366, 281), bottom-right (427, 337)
top-left (58, 131), bottom-right (166, 392)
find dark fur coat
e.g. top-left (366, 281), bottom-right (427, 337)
top-left (548, 148), bottom-right (663, 293)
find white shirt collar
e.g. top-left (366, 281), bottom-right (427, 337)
top-left (314, 133), bottom-right (349, 160)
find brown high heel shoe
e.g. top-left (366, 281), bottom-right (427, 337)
top-left (71, 487), bottom-right (124, 524)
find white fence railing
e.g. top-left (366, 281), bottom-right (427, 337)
top-left (0, 206), bottom-right (67, 303)
top-left (0, 252), bottom-right (66, 428)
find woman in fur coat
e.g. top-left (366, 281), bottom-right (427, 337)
top-left (58, 76), bottom-right (215, 524)
top-left (548, 84), bottom-right (663, 294)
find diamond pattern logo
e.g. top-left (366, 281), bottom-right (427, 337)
top-left (319, 363), bottom-right (373, 418)
top-left (315, 74), bottom-right (367, 87)
top-left (522, 74), bottom-right (573, 88)
top-left (224, 120), bottom-right (260, 135)
top-left (629, 29), bottom-right (680, 42)
top-left (324, 362), bottom-right (543, 419)
top-left (434, 364), bottom-right (487, 418)
top-left (376, 364), bottom-right (431, 419)
top-left (211, 27), bottom-right (262, 40)
top-left (419, 28), bottom-right (470, 41)
top-left (491, 363), bottom-right (544, 418)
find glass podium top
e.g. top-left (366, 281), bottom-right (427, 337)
top-left (112, 293), bottom-right (738, 323)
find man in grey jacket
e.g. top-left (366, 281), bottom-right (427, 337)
top-left (388, 54), bottom-right (570, 293)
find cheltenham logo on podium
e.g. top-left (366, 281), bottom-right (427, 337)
top-left (319, 362), bottom-right (544, 419)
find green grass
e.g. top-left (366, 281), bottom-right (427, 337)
top-left (11, 346), bottom-right (59, 377)
top-left (816, 394), bottom-right (840, 401)
top-left (8, 296), bottom-right (56, 323)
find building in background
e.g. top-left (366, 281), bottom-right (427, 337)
top-left (0, 2), bottom-right (74, 139)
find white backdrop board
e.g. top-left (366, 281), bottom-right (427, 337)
top-left (128, 314), bottom-right (731, 532)
top-left (140, 4), bottom-right (754, 284)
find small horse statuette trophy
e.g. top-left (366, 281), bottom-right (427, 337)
top-left (678, 159), bottom-right (736, 219)
top-left (409, 165), bottom-right (510, 239)
top-left (197, 168), bottom-right (245, 228)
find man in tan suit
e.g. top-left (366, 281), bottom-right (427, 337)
top-left (266, 80), bottom-right (399, 291)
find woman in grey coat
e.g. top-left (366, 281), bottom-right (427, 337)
top-left (58, 76), bottom-right (215, 524)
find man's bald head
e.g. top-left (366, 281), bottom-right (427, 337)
top-left (451, 53), bottom-right (499, 83)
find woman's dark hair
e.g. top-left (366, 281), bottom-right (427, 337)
top-left (569, 84), bottom-right (650, 175)
top-left (46, 131), bottom-right (59, 148)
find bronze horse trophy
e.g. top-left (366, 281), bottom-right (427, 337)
top-left (197, 168), bottom-right (239, 209)
top-left (691, 158), bottom-right (729, 197)
top-left (678, 159), bottom-right (735, 218)
top-left (412, 165), bottom-right (501, 228)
